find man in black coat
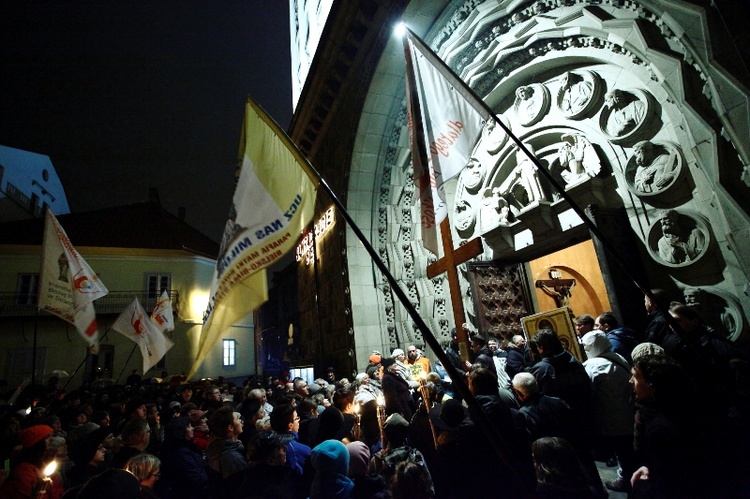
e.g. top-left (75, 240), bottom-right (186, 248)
top-left (381, 357), bottom-right (414, 421)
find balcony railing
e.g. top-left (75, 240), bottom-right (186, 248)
top-left (0, 290), bottom-right (179, 318)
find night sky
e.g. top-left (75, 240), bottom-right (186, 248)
top-left (0, 1), bottom-right (293, 242)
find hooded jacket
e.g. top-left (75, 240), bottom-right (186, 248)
top-left (310, 440), bottom-right (354, 499)
top-left (581, 331), bottom-right (633, 436)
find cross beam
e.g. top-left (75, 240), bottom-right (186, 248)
top-left (426, 219), bottom-right (483, 362)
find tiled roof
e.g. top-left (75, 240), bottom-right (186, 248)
top-left (0, 202), bottom-right (219, 258)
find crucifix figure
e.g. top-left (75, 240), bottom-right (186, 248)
top-left (427, 219), bottom-right (484, 362)
top-left (535, 268), bottom-right (576, 308)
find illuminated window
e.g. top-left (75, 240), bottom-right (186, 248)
top-left (223, 339), bottom-right (236, 367)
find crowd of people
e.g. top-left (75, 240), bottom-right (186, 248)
top-left (0, 291), bottom-right (748, 498)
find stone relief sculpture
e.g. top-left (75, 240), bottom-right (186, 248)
top-left (476, 117), bottom-right (509, 155)
top-left (647, 210), bottom-right (710, 266)
top-left (479, 187), bottom-right (511, 232)
top-left (454, 199), bottom-right (476, 234)
top-left (514, 83), bottom-right (550, 127)
top-left (552, 133), bottom-right (602, 187)
top-left (683, 286), bottom-right (747, 342)
top-left (460, 156), bottom-right (486, 192)
top-left (507, 146), bottom-right (547, 210)
top-left (599, 88), bottom-right (657, 145)
top-left (556, 71), bottom-right (601, 119)
top-left (625, 141), bottom-right (682, 196)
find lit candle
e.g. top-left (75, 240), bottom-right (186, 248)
top-left (40, 460), bottom-right (57, 495)
top-left (353, 402), bottom-right (361, 441)
top-left (376, 394), bottom-right (386, 448)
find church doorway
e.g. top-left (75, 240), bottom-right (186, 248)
top-left (529, 239), bottom-right (611, 321)
top-left (467, 239), bottom-right (613, 341)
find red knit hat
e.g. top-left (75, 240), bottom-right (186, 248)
top-left (19, 424), bottom-right (53, 448)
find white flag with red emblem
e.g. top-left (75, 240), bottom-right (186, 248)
top-left (403, 28), bottom-right (491, 253)
top-left (38, 210), bottom-right (109, 346)
top-left (150, 289), bottom-right (175, 332)
top-left (113, 298), bottom-right (174, 373)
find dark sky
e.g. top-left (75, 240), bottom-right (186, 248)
top-left (0, 1), bottom-right (292, 242)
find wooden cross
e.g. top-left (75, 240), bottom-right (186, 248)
top-left (426, 219), bottom-right (484, 362)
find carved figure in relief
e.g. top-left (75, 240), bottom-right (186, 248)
top-left (604, 89), bottom-right (645, 137)
top-left (555, 133), bottom-right (601, 185)
top-left (480, 187), bottom-right (511, 230)
top-left (657, 210), bottom-right (706, 264)
top-left (462, 156), bottom-right (485, 191)
top-left (454, 199), bottom-right (475, 232)
top-left (514, 85), bottom-right (546, 126)
top-left (479, 117), bottom-right (508, 155)
top-left (559, 71), bottom-right (593, 116)
top-left (683, 287), bottom-right (737, 340)
top-left (632, 141), bottom-right (677, 193)
top-left (508, 147), bottom-right (546, 208)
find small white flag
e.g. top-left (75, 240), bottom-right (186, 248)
top-left (38, 210), bottom-right (108, 345)
top-left (150, 289), bottom-right (175, 332)
top-left (113, 298), bottom-right (174, 373)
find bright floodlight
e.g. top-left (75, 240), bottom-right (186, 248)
top-left (394, 22), bottom-right (407, 38)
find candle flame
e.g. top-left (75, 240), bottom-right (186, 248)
top-left (43, 460), bottom-right (57, 477)
top-left (353, 403), bottom-right (360, 414)
top-left (377, 394), bottom-right (385, 406)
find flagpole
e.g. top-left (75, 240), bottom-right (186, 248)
top-left (61, 348), bottom-right (91, 392)
top-left (311, 224), bottom-right (326, 375)
top-left (116, 343), bottom-right (139, 384)
top-left (403, 27), bottom-right (697, 354)
top-left (31, 309), bottom-right (39, 387)
top-left (239, 95), bottom-right (532, 495)
top-left (313, 174), bottom-right (534, 497)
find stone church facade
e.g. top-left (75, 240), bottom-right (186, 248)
top-left (276, 0), bottom-right (750, 378)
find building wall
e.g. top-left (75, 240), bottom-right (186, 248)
top-left (0, 245), bottom-right (255, 385)
top-left (345, 0), bottom-right (750, 370)
top-left (0, 145), bottom-right (70, 221)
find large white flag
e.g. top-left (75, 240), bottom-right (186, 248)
top-left (113, 298), bottom-right (174, 373)
top-left (38, 210), bottom-right (109, 345)
top-left (403, 29), bottom-right (491, 253)
top-left (188, 96), bottom-right (319, 378)
top-left (150, 289), bottom-right (175, 332)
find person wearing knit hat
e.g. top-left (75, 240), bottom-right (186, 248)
top-left (346, 441), bottom-right (390, 497)
top-left (19, 424), bottom-right (53, 449)
top-left (368, 353), bottom-right (381, 364)
top-left (310, 440), bottom-right (355, 498)
top-left (630, 341), bottom-right (665, 363)
top-left (67, 430), bottom-right (110, 489)
top-left (0, 424), bottom-right (64, 498)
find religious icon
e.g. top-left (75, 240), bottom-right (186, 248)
top-left (521, 306), bottom-right (583, 361)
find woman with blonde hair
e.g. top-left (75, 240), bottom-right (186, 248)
top-left (125, 453), bottom-right (161, 498)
